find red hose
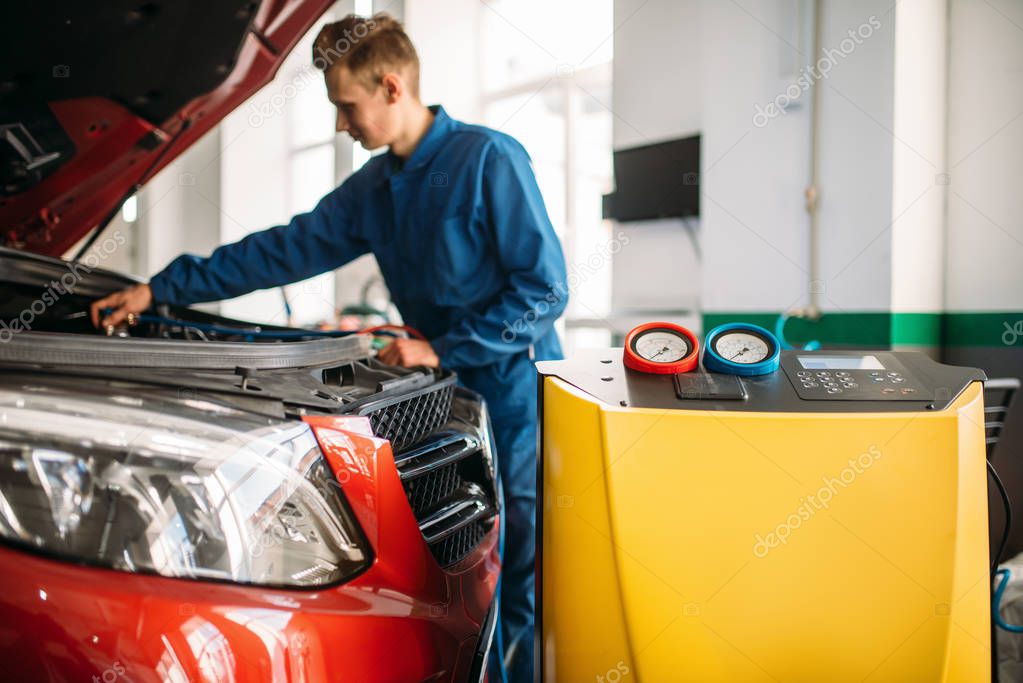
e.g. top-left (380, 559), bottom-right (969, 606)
top-left (360, 324), bottom-right (426, 341)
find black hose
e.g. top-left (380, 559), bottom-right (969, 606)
top-left (989, 458), bottom-right (1012, 574)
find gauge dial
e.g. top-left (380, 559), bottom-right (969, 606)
top-left (635, 331), bottom-right (690, 363)
top-left (713, 331), bottom-right (770, 364)
top-left (703, 323), bottom-right (781, 376)
top-left (623, 323), bottom-right (700, 374)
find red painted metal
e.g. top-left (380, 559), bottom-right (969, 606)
top-left (2, 0), bottom-right (336, 257)
top-left (0, 416), bottom-right (500, 682)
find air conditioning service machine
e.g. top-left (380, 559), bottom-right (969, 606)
top-left (537, 321), bottom-right (991, 682)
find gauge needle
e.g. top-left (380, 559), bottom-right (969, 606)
top-left (729, 347), bottom-right (749, 360)
top-left (650, 346), bottom-right (670, 359)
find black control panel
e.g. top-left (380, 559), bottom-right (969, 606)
top-left (537, 349), bottom-right (986, 414)
top-left (780, 352), bottom-right (933, 401)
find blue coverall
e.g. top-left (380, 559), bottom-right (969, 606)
top-left (149, 105), bottom-right (567, 681)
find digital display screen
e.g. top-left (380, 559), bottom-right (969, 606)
top-left (798, 355), bottom-right (884, 370)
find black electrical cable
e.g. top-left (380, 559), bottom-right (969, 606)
top-left (989, 458), bottom-right (1013, 683)
top-left (102, 310), bottom-right (415, 342)
top-left (988, 458), bottom-right (1012, 575)
top-left (131, 313), bottom-right (360, 339)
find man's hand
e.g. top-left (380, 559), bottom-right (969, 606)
top-left (377, 338), bottom-right (440, 368)
top-left (90, 284), bottom-right (153, 328)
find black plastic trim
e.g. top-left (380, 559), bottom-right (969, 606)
top-left (469, 597), bottom-right (499, 683)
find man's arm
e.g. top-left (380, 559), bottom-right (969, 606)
top-left (148, 182), bottom-right (366, 306)
top-left (91, 182), bottom-right (367, 327)
top-left (430, 141), bottom-right (568, 368)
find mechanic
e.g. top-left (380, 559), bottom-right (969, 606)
top-left (90, 12), bottom-right (565, 681)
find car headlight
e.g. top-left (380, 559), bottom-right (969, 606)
top-left (0, 386), bottom-right (369, 588)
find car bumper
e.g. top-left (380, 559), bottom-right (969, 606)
top-left (0, 416), bottom-right (500, 682)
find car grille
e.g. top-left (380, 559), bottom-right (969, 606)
top-left (395, 430), bottom-right (498, 568)
top-left (431, 521), bottom-right (489, 568)
top-left (358, 382), bottom-right (455, 451)
top-left (404, 460), bottom-right (462, 516)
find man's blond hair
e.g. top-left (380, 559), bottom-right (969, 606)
top-left (312, 13), bottom-right (420, 97)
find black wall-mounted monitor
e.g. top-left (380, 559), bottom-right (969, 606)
top-left (602, 134), bottom-right (700, 222)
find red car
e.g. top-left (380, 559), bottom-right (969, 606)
top-left (0, 1), bottom-right (500, 681)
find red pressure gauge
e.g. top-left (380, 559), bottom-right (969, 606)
top-left (623, 322), bottom-right (700, 374)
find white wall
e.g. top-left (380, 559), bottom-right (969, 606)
top-left (699, 0), bottom-right (812, 313)
top-left (405, 0), bottom-right (482, 122)
top-left (814, 0), bottom-right (895, 312)
top-left (136, 128), bottom-right (224, 315)
top-left (609, 0), bottom-right (704, 324)
top-left (136, 128), bottom-right (223, 277)
top-left (612, 0), bottom-right (701, 149)
top-left (612, 0), bottom-right (896, 318)
top-left (611, 0), bottom-right (1023, 325)
top-left (217, 85), bottom-right (295, 324)
top-left (946, 0), bottom-right (1023, 312)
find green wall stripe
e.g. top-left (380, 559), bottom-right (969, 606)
top-left (701, 312), bottom-right (890, 347)
top-left (701, 312), bottom-right (1023, 348)
top-left (891, 313), bottom-right (943, 346)
top-left (945, 312), bottom-right (1023, 348)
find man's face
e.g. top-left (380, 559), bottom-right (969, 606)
top-left (325, 65), bottom-right (397, 151)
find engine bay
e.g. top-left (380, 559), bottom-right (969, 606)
top-left (0, 245), bottom-right (361, 343)
top-left (0, 246), bottom-right (453, 419)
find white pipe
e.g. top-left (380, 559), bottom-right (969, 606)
top-left (805, 0), bottom-right (823, 319)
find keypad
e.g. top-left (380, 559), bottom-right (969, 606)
top-left (786, 358), bottom-right (927, 401)
top-left (803, 370), bottom-right (848, 393)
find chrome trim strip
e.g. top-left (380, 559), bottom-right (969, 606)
top-left (420, 494), bottom-right (494, 545)
top-left (396, 434), bottom-right (481, 477)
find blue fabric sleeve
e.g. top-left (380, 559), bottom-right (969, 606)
top-left (431, 142), bottom-right (568, 368)
top-left (148, 182), bottom-right (367, 306)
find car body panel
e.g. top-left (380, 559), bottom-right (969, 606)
top-left (0, 415), bottom-right (499, 682)
top-left (2, 0), bottom-right (334, 256)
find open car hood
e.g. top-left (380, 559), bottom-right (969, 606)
top-left (0, 0), bottom-right (333, 257)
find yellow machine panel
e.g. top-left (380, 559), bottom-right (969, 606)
top-left (539, 350), bottom-right (989, 682)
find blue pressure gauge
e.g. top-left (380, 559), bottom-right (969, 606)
top-left (703, 323), bottom-right (781, 376)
